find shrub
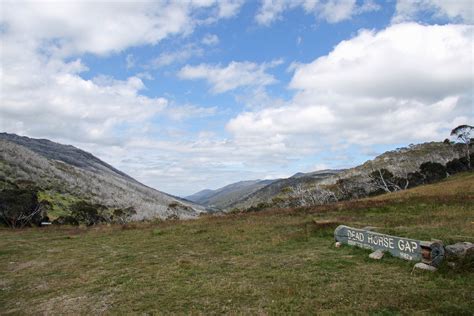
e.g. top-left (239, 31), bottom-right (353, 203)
top-left (112, 207), bottom-right (136, 224)
top-left (406, 171), bottom-right (425, 188)
top-left (419, 162), bottom-right (447, 183)
top-left (52, 215), bottom-right (79, 226)
top-left (0, 188), bottom-right (46, 228)
top-left (70, 201), bottom-right (107, 226)
top-left (446, 157), bottom-right (469, 175)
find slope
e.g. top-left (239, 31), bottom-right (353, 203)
top-left (229, 141), bottom-right (467, 210)
top-left (0, 133), bottom-right (204, 220)
top-left (185, 179), bottom-right (276, 209)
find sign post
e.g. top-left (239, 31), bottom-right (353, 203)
top-left (334, 225), bottom-right (444, 266)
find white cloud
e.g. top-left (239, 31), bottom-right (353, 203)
top-left (0, 1), bottom-right (243, 57)
top-left (290, 23), bottom-right (473, 100)
top-left (255, 0), bottom-right (380, 26)
top-left (0, 50), bottom-right (167, 144)
top-left (393, 0), bottom-right (474, 23)
top-left (165, 104), bottom-right (217, 121)
top-left (216, 0), bottom-right (245, 18)
top-left (227, 23), bottom-right (473, 149)
top-left (202, 34), bottom-right (220, 46)
top-left (150, 44), bottom-right (204, 69)
top-left (178, 60), bottom-right (281, 93)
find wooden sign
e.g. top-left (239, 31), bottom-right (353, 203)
top-left (334, 225), bottom-right (444, 266)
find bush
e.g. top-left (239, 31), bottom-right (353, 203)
top-left (53, 215), bottom-right (79, 226)
top-left (112, 207), bottom-right (136, 224)
top-left (0, 188), bottom-right (46, 228)
top-left (406, 171), bottom-right (425, 188)
top-left (419, 162), bottom-right (447, 183)
top-left (446, 157), bottom-right (469, 175)
top-left (70, 201), bottom-right (107, 226)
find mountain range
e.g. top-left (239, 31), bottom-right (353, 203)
top-left (1, 132), bottom-right (469, 222)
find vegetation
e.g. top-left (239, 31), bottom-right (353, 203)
top-left (247, 151), bottom-right (473, 211)
top-left (451, 124), bottom-right (473, 169)
top-left (0, 188), bottom-right (47, 228)
top-left (0, 172), bottom-right (473, 314)
top-left (0, 135), bottom-right (202, 221)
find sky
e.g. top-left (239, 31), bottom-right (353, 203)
top-left (0, 0), bottom-right (473, 196)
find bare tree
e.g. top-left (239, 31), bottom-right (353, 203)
top-left (289, 184), bottom-right (338, 207)
top-left (451, 124), bottom-right (473, 169)
top-left (368, 169), bottom-right (402, 193)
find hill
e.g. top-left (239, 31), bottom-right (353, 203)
top-left (229, 142), bottom-right (469, 210)
top-left (187, 170), bottom-right (344, 210)
top-left (185, 179), bottom-right (276, 209)
top-left (0, 133), bottom-right (204, 221)
top-left (1, 172), bottom-right (472, 314)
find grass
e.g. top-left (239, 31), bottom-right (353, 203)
top-left (1, 172), bottom-right (473, 314)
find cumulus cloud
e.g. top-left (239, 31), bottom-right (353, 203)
top-left (0, 1), bottom-right (243, 57)
top-left (227, 23), bottom-right (473, 148)
top-left (393, 0), bottom-right (474, 23)
top-left (0, 0), bottom-right (242, 145)
top-left (255, 0), bottom-right (380, 26)
top-left (178, 60), bottom-right (281, 93)
top-left (290, 23), bottom-right (473, 100)
top-left (0, 49), bottom-right (167, 144)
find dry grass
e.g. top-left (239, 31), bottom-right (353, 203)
top-left (0, 172), bottom-right (473, 314)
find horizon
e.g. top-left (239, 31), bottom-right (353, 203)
top-left (1, 1), bottom-right (473, 196)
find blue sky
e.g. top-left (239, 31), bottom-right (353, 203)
top-left (1, 0), bottom-right (473, 196)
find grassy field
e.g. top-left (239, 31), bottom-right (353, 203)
top-left (1, 172), bottom-right (473, 314)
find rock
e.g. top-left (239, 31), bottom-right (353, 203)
top-left (414, 262), bottom-right (437, 272)
top-left (447, 262), bottom-right (457, 268)
top-left (369, 249), bottom-right (384, 260)
top-left (445, 242), bottom-right (474, 261)
top-left (335, 242), bottom-right (342, 248)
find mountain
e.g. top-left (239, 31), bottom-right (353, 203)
top-left (226, 169), bottom-right (343, 210)
top-left (227, 142), bottom-right (469, 210)
top-left (0, 133), bottom-right (204, 220)
top-left (186, 170), bottom-right (344, 211)
top-left (185, 179), bottom-right (276, 210)
top-left (289, 169), bottom-right (345, 179)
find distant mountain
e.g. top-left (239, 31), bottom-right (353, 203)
top-left (227, 169), bottom-right (343, 210)
top-left (0, 133), bottom-right (204, 220)
top-left (186, 170), bottom-right (344, 211)
top-left (227, 142), bottom-right (469, 211)
top-left (185, 179), bottom-right (276, 209)
top-left (290, 169), bottom-right (346, 179)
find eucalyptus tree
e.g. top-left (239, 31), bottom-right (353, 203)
top-left (450, 124), bottom-right (473, 169)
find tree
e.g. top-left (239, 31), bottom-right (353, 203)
top-left (451, 124), bottom-right (473, 169)
top-left (0, 188), bottom-right (45, 228)
top-left (368, 169), bottom-right (402, 193)
top-left (419, 162), bottom-right (447, 183)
